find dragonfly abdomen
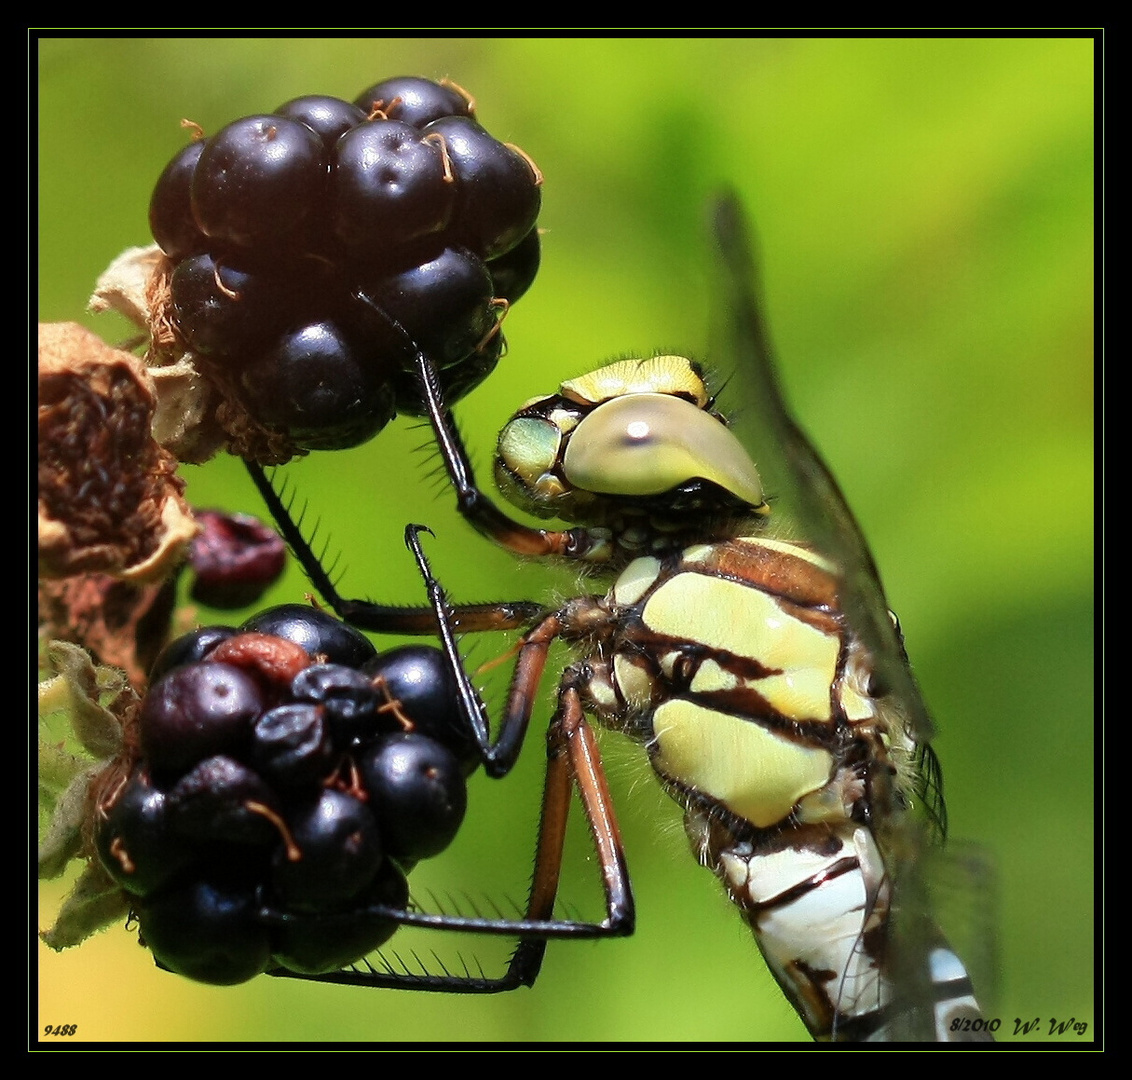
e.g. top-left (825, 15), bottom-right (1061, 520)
top-left (711, 818), bottom-right (893, 1040)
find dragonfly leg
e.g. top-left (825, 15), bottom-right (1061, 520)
top-left (245, 456), bottom-right (545, 634)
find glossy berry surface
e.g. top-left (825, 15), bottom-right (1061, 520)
top-left (270, 859), bottom-right (409, 975)
top-left (240, 605), bottom-right (377, 668)
top-left (419, 115), bottom-right (541, 260)
top-left (487, 226), bottom-right (541, 304)
top-left (271, 788), bottom-right (383, 910)
top-left (360, 245), bottom-right (496, 369)
top-left (290, 663), bottom-right (383, 743)
top-left (362, 645), bottom-right (476, 770)
top-left (353, 75), bottom-right (474, 128)
top-left (138, 871), bottom-right (272, 986)
top-left (98, 608), bottom-right (484, 987)
top-left (149, 75), bottom-right (542, 456)
top-left (170, 253), bottom-right (291, 358)
top-left (274, 94), bottom-right (368, 149)
top-left (237, 320), bottom-right (398, 451)
top-left (95, 770), bottom-right (195, 897)
top-left (148, 625), bottom-right (238, 682)
top-left (330, 120), bottom-right (455, 253)
top-left (191, 115), bottom-right (328, 250)
top-left (252, 703), bottom-right (336, 789)
top-left (166, 755), bottom-right (281, 845)
top-left (149, 139), bottom-right (206, 261)
top-left (140, 662), bottom-right (264, 775)
top-left (358, 733), bottom-right (467, 860)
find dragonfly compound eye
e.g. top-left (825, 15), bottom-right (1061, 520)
top-left (561, 392), bottom-right (767, 507)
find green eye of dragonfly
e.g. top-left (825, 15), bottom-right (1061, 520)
top-left (562, 392), bottom-right (767, 506)
top-left (496, 415), bottom-right (565, 501)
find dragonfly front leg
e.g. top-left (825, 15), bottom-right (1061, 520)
top-left (409, 350), bottom-right (607, 562)
top-left (245, 456), bottom-right (545, 635)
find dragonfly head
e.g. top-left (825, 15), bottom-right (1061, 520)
top-left (494, 355), bottom-right (769, 532)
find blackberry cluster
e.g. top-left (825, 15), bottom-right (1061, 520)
top-left (95, 604), bottom-right (476, 985)
top-left (149, 76), bottom-right (542, 454)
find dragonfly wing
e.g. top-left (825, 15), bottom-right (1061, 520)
top-left (705, 193), bottom-right (996, 1041)
top-left (707, 192), bottom-right (935, 751)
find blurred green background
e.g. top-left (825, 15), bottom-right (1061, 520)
top-left (37, 36), bottom-right (1093, 1044)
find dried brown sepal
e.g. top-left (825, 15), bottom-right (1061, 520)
top-left (38, 322), bottom-right (198, 583)
top-left (139, 250), bottom-right (180, 356)
top-left (89, 245), bottom-right (169, 330)
top-left (211, 392), bottom-right (303, 464)
top-left (93, 251), bottom-right (229, 463)
top-left (38, 573), bottom-right (178, 693)
top-left (147, 356), bottom-right (228, 465)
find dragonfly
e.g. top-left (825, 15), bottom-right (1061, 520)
top-left (247, 192), bottom-right (993, 1042)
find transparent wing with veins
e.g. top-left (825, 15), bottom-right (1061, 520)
top-left (706, 194), bottom-right (994, 1039)
top-left (707, 192), bottom-right (936, 753)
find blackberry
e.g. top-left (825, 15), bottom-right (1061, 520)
top-left (98, 609), bottom-right (484, 987)
top-left (252, 703), bottom-right (336, 789)
top-left (487, 225), bottom-right (541, 304)
top-left (94, 769), bottom-right (195, 898)
top-left (274, 94), bottom-right (368, 150)
top-left (240, 604), bottom-right (377, 668)
top-left (169, 253), bottom-right (293, 358)
top-left (358, 733), bottom-right (467, 861)
top-left (138, 870), bottom-right (272, 986)
top-left (270, 788), bottom-right (383, 911)
top-left (419, 115), bottom-right (541, 260)
top-left (139, 661), bottom-right (264, 776)
top-left (236, 319), bottom-right (398, 451)
top-left (148, 625), bottom-right (238, 681)
top-left (166, 755), bottom-right (282, 846)
top-left (149, 139), bottom-right (206, 261)
top-left (149, 75), bottom-right (542, 457)
top-left (330, 120), bottom-right (455, 254)
top-left (359, 245), bottom-right (496, 370)
top-left (290, 662), bottom-right (384, 744)
top-left (390, 327), bottom-right (504, 417)
top-left (271, 859), bottom-right (409, 975)
top-left (362, 645), bottom-right (477, 772)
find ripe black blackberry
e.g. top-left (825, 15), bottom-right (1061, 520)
top-left (96, 608), bottom-right (477, 984)
top-left (148, 76), bottom-right (542, 458)
top-left (330, 119), bottom-right (456, 253)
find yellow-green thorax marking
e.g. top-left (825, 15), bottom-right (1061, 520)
top-left (573, 533), bottom-right (908, 829)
